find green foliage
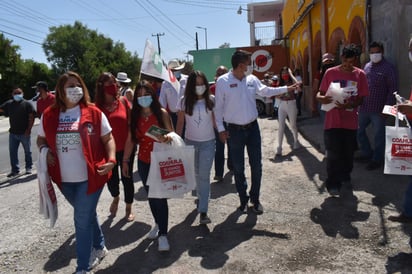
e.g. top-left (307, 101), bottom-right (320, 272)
top-left (43, 21), bottom-right (141, 98)
top-left (1, 22), bottom-right (142, 103)
top-left (0, 34), bottom-right (21, 102)
top-left (0, 34), bottom-right (54, 103)
top-left (219, 42), bottom-right (230, 48)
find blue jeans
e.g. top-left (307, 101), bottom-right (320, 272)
top-left (9, 133), bottom-right (32, 173)
top-left (61, 181), bottom-right (104, 272)
top-left (186, 139), bottom-right (215, 213)
top-left (404, 177), bottom-right (412, 217)
top-left (357, 112), bottom-right (385, 162)
top-left (138, 160), bottom-right (169, 235)
top-left (226, 120), bottom-right (262, 205)
top-left (324, 129), bottom-right (357, 190)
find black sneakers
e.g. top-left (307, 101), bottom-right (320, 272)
top-left (7, 171), bottom-right (19, 178)
top-left (251, 203), bottom-right (264, 214)
top-left (199, 213), bottom-right (211, 224)
top-left (238, 197), bottom-right (249, 213)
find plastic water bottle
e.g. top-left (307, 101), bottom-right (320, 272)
top-left (393, 91), bottom-right (407, 104)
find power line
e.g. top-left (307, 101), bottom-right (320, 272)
top-left (0, 23), bottom-right (44, 40)
top-left (132, 0), bottom-right (193, 49)
top-left (0, 1), bottom-right (55, 27)
top-left (144, 0), bottom-right (194, 41)
top-left (0, 29), bottom-right (42, 45)
top-left (164, 0), bottom-right (248, 9)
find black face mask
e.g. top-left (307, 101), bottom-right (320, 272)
top-left (321, 63), bottom-right (335, 73)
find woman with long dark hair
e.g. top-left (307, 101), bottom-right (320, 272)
top-left (122, 80), bottom-right (173, 252)
top-left (275, 67), bottom-right (301, 156)
top-left (176, 70), bottom-right (215, 224)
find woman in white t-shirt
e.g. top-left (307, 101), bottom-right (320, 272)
top-left (37, 71), bottom-right (116, 274)
top-left (176, 71), bottom-right (215, 225)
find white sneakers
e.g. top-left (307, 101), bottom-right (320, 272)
top-left (147, 224), bottom-right (170, 251)
top-left (158, 235), bottom-right (170, 252)
top-left (89, 246), bottom-right (108, 270)
top-left (147, 224), bottom-right (159, 240)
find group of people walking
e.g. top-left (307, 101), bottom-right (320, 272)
top-left (2, 41), bottom-right (412, 273)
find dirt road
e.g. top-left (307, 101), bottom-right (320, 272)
top-left (0, 115), bottom-right (411, 273)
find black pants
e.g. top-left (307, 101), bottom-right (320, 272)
top-left (107, 149), bottom-right (136, 203)
top-left (324, 128), bottom-right (357, 190)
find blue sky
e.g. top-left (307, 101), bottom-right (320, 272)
top-left (0, 0), bottom-right (256, 65)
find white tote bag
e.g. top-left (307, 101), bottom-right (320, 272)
top-left (147, 133), bottom-right (196, 198)
top-left (36, 147), bottom-right (58, 227)
top-left (384, 114), bottom-right (412, 175)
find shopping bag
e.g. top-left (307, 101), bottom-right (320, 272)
top-left (36, 147), bottom-right (58, 227)
top-left (147, 133), bottom-right (196, 198)
top-left (384, 113), bottom-right (412, 175)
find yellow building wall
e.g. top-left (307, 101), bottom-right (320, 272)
top-left (289, 22), bottom-right (309, 64)
top-left (311, 3), bottom-right (321, 41)
top-left (283, 0), bottom-right (365, 54)
top-left (327, 0), bottom-right (365, 40)
top-left (282, 0), bottom-right (314, 33)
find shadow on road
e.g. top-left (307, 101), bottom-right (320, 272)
top-left (43, 234), bottom-right (76, 272)
top-left (310, 186), bottom-right (370, 238)
top-left (0, 173), bottom-right (37, 189)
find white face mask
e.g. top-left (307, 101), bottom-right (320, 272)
top-left (195, 85), bottom-right (206, 96)
top-left (370, 53), bottom-right (382, 63)
top-left (244, 65), bottom-right (253, 76)
top-left (65, 87), bottom-right (83, 105)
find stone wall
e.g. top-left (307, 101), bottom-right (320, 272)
top-left (371, 0), bottom-right (412, 96)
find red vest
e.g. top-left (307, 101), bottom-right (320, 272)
top-left (42, 104), bottom-right (111, 194)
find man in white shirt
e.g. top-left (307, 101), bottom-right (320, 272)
top-left (215, 50), bottom-right (299, 214)
top-left (159, 59), bottom-right (187, 129)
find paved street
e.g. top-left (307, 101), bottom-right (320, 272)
top-left (0, 113), bottom-right (411, 273)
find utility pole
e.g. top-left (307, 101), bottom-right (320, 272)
top-left (152, 33), bottom-right (165, 55)
top-left (195, 32), bottom-right (199, 50)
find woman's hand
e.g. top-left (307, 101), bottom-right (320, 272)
top-left (158, 134), bottom-right (172, 144)
top-left (97, 162), bottom-right (115, 176)
top-left (46, 151), bottom-right (56, 166)
top-left (122, 162), bottom-right (130, 178)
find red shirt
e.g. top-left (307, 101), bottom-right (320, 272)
top-left (319, 66), bottom-right (369, 130)
top-left (42, 104), bottom-right (111, 194)
top-left (37, 93), bottom-right (55, 117)
top-left (101, 98), bottom-right (130, 152)
top-left (136, 114), bottom-right (159, 164)
top-left (210, 84), bottom-right (216, 95)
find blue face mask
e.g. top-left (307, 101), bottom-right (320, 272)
top-left (137, 95), bottom-right (153, 108)
top-left (173, 71), bottom-right (181, 79)
top-left (13, 94), bottom-right (23, 101)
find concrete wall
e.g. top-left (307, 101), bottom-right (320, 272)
top-left (371, 0), bottom-right (412, 97)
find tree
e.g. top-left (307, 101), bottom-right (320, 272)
top-left (219, 43), bottom-right (231, 48)
top-left (19, 59), bottom-right (54, 98)
top-left (43, 21), bottom-right (141, 97)
top-left (0, 34), bottom-right (55, 103)
top-left (0, 33), bottom-right (21, 102)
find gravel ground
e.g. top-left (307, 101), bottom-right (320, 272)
top-left (0, 115), bottom-right (411, 274)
